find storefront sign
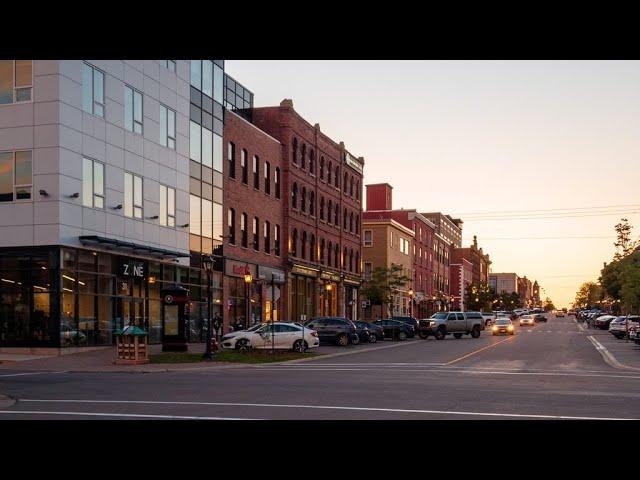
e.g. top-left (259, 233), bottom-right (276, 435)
top-left (345, 152), bottom-right (363, 175)
top-left (121, 259), bottom-right (145, 278)
top-left (291, 265), bottom-right (319, 277)
top-left (320, 272), bottom-right (341, 282)
top-left (258, 266), bottom-right (285, 284)
top-left (225, 259), bottom-right (257, 278)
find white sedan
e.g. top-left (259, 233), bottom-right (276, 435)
top-left (220, 322), bottom-right (320, 352)
top-left (519, 314), bottom-right (535, 326)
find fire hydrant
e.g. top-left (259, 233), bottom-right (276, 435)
top-left (210, 335), bottom-right (219, 354)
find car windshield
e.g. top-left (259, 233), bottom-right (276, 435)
top-left (523, 315), bottom-right (533, 319)
top-left (431, 313), bottom-right (448, 320)
top-left (495, 319), bottom-right (511, 325)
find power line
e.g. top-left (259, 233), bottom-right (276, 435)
top-left (461, 210), bottom-right (640, 221)
top-left (452, 203), bottom-right (640, 216)
top-left (464, 235), bottom-right (614, 240)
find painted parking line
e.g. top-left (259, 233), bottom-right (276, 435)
top-left (0, 410), bottom-right (259, 420)
top-left (0, 371), bottom-right (68, 378)
top-left (444, 336), bottom-right (515, 365)
top-left (13, 399), bottom-right (638, 420)
top-left (587, 336), bottom-right (640, 372)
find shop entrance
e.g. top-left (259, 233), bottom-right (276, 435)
top-left (115, 297), bottom-right (146, 330)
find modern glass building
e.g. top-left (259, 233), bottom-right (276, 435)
top-left (0, 60), bottom-right (236, 351)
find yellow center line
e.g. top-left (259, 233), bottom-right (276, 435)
top-left (445, 336), bottom-right (516, 365)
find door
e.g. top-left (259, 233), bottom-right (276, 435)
top-left (446, 312), bottom-right (459, 332)
top-left (456, 313), bottom-right (466, 331)
top-left (279, 324), bottom-right (302, 349)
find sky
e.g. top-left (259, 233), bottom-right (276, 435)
top-left (226, 61), bottom-right (640, 308)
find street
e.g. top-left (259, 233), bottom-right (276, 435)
top-left (2, 316), bottom-right (640, 420)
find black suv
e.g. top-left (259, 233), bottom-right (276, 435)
top-left (373, 319), bottom-right (414, 341)
top-left (391, 316), bottom-right (420, 333)
top-left (304, 317), bottom-right (358, 346)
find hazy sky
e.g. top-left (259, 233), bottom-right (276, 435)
top-left (226, 61), bottom-right (640, 307)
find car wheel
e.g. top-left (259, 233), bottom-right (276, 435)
top-left (453, 333), bottom-right (463, 339)
top-left (471, 326), bottom-right (481, 339)
top-left (418, 330), bottom-right (430, 339)
top-left (352, 335), bottom-right (360, 345)
top-left (292, 339), bottom-right (308, 353)
top-left (337, 333), bottom-right (349, 346)
top-left (369, 334), bottom-right (377, 343)
top-left (397, 331), bottom-right (407, 341)
top-left (435, 329), bottom-right (446, 340)
top-left (235, 339), bottom-right (250, 352)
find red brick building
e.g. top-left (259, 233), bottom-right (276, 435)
top-left (223, 110), bottom-right (286, 331)
top-left (452, 235), bottom-right (492, 288)
top-left (250, 99), bottom-right (364, 322)
top-left (450, 258), bottom-right (473, 310)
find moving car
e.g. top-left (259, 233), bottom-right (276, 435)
top-left (534, 314), bottom-right (547, 323)
top-left (220, 322), bottom-right (319, 352)
top-left (418, 311), bottom-right (483, 340)
top-left (492, 318), bottom-right (515, 335)
top-left (355, 321), bottom-right (384, 342)
top-left (304, 317), bottom-right (359, 346)
top-left (372, 319), bottom-right (415, 341)
top-left (555, 310), bottom-right (565, 318)
top-left (519, 314), bottom-right (535, 326)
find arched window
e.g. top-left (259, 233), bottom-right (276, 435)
top-left (334, 244), bottom-right (339, 268)
top-left (334, 204), bottom-right (339, 225)
top-left (327, 162), bottom-right (332, 184)
top-left (355, 180), bottom-right (360, 200)
top-left (355, 216), bottom-right (359, 235)
top-left (301, 231), bottom-right (307, 260)
top-left (355, 252), bottom-right (359, 273)
top-left (335, 166), bottom-right (340, 188)
top-left (327, 241), bottom-right (332, 266)
top-left (320, 156), bottom-right (324, 179)
top-left (343, 208), bottom-right (348, 230)
top-left (292, 137), bottom-right (298, 164)
top-left (292, 228), bottom-right (297, 256)
top-left (301, 186), bottom-right (306, 213)
top-left (275, 167), bottom-right (280, 199)
top-left (320, 197), bottom-right (325, 221)
top-left (309, 191), bottom-right (315, 216)
top-left (309, 149), bottom-right (315, 174)
top-left (292, 183), bottom-right (298, 209)
top-left (349, 249), bottom-right (353, 272)
top-left (344, 172), bottom-right (348, 193)
top-left (343, 247), bottom-right (348, 270)
top-left (320, 238), bottom-right (325, 264)
top-left (327, 200), bottom-right (332, 225)
top-left (350, 177), bottom-right (354, 197)
top-left (349, 212), bottom-right (353, 233)
top-left (310, 234), bottom-right (316, 261)
top-left (301, 143), bottom-right (306, 170)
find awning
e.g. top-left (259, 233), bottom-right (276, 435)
top-left (79, 235), bottom-right (190, 259)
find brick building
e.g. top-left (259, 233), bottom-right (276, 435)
top-left (423, 212), bottom-right (463, 248)
top-left (450, 258), bottom-right (473, 311)
top-left (249, 99), bottom-right (364, 322)
top-left (452, 235), bottom-right (492, 286)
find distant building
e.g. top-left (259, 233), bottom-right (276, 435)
top-left (422, 212), bottom-right (463, 248)
top-left (489, 273), bottom-right (519, 295)
top-left (450, 258), bottom-right (473, 311)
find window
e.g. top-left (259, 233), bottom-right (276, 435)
top-left (253, 217), bottom-right (259, 251)
top-left (309, 149), bottom-right (315, 174)
top-left (292, 183), bottom-right (298, 209)
top-left (355, 252), bottom-right (360, 273)
top-left (82, 157), bottom-right (104, 209)
top-left (228, 142), bottom-right (236, 179)
top-left (0, 150), bottom-right (32, 202)
top-left (364, 230), bottom-right (372, 247)
top-left (124, 85), bottom-right (143, 134)
top-left (292, 138), bottom-right (298, 164)
top-left (301, 186), bottom-right (306, 213)
top-left (164, 60), bottom-right (176, 72)
top-left (334, 245), bottom-right (339, 268)
top-left (228, 208), bottom-right (236, 245)
top-left (253, 155), bottom-right (260, 189)
top-left (241, 149), bottom-right (248, 184)
top-left (335, 166), bottom-right (340, 188)
top-left (264, 161), bottom-right (270, 195)
top-left (356, 180), bottom-right (360, 200)
top-left (344, 172), bottom-right (348, 193)
top-left (327, 241), bottom-right (332, 266)
top-left (264, 221), bottom-right (271, 254)
top-left (334, 204), bottom-right (339, 226)
top-left (190, 121), bottom-right (201, 163)
top-left (124, 172), bottom-right (143, 218)
top-left (320, 197), bottom-right (325, 221)
top-left (202, 199), bottom-right (212, 238)
top-left (201, 127), bottom-right (213, 168)
top-left (190, 60), bottom-right (202, 90)
top-left (241, 213), bottom-right (248, 248)
top-left (275, 168), bottom-right (280, 199)
top-left (301, 232), bottom-right (307, 259)
top-left (310, 235), bottom-right (316, 261)
top-left (309, 191), bottom-right (315, 216)
top-left (327, 200), bottom-right (332, 224)
top-left (159, 184), bottom-right (175, 227)
top-left (291, 229), bottom-right (297, 256)
top-left (81, 62), bottom-right (103, 116)
top-left (400, 237), bottom-right (409, 255)
top-left (274, 224), bottom-right (280, 256)
top-left (301, 144), bottom-right (306, 170)
top-left (0, 60), bottom-right (32, 104)
top-left (327, 162), bottom-right (332, 184)
top-left (190, 195), bottom-right (201, 235)
top-left (320, 157), bottom-right (324, 180)
top-left (364, 262), bottom-right (372, 280)
top-left (349, 212), bottom-right (353, 233)
top-left (320, 239), bottom-right (325, 264)
top-left (213, 63), bottom-right (223, 104)
top-left (343, 208), bottom-right (347, 230)
top-left (202, 60), bottom-right (213, 97)
top-left (350, 177), bottom-right (354, 197)
top-left (159, 105), bottom-right (176, 149)
top-left (356, 216), bottom-right (360, 235)
top-left (349, 249), bottom-right (353, 272)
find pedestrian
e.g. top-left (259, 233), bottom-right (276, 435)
top-left (213, 313), bottom-right (222, 339)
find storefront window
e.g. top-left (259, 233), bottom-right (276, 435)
top-left (61, 292), bottom-right (76, 347)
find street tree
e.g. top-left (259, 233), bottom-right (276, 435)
top-left (573, 281), bottom-right (603, 309)
top-left (619, 251), bottom-right (640, 314)
top-left (613, 218), bottom-right (639, 261)
top-left (361, 263), bottom-right (412, 317)
top-left (542, 297), bottom-right (556, 311)
top-left (464, 282), bottom-right (496, 311)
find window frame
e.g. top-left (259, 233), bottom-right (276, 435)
top-left (0, 150), bottom-right (33, 202)
top-left (159, 184), bottom-right (176, 227)
top-left (82, 157), bottom-right (104, 209)
top-left (159, 104), bottom-right (176, 150)
top-left (0, 60), bottom-right (33, 105)
top-left (364, 230), bottom-right (373, 247)
top-left (82, 62), bottom-right (104, 117)
top-left (124, 171), bottom-right (143, 219)
top-left (124, 84), bottom-right (143, 134)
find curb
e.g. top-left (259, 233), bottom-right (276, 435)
top-left (587, 336), bottom-right (640, 373)
top-left (0, 394), bottom-right (16, 409)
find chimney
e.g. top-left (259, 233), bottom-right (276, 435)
top-left (366, 183), bottom-right (393, 211)
top-left (280, 99), bottom-right (294, 108)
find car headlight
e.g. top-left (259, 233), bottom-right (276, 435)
top-left (508, 326), bottom-right (513, 330)
top-left (492, 326), bottom-right (498, 331)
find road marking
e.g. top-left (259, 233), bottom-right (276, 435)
top-left (444, 336), bottom-right (515, 365)
top-left (0, 410), bottom-right (258, 420)
top-left (14, 399), bottom-right (638, 420)
top-left (277, 339), bottom-right (424, 364)
top-left (0, 371), bottom-right (68, 378)
top-left (587, 336), bottom-right (640, 372)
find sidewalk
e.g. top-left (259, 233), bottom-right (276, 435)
top-left (0, 344), bottom-right (247, 373)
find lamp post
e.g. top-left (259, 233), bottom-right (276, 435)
top-left (408, 288), bottom-right (414, 318)
top-left (202, 255), bottom-right (214, 360)
top-left (325, 282), bottom-right (333, 316)
top-left (244, 266), bottom-right (253, 331)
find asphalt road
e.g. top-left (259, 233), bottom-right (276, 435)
top-left (2, 316), bottom-right (640, 420)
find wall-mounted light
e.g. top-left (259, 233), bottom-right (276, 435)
top-left (39, 189), bottom-right (49, 197)
top-left (68, 192), bottom-right (80, 198)
top-left (179, 223), bottom-right (189, 228)
top-left (112, 204), bottom-right (123, 210)
top-left (147, 215), bottom-right (159, 220)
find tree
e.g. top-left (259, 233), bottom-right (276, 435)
top-left (573, 282), bottom-right (603, 309)
top-left (495, 291), bottom-right (522, 310)
top-left (464, 282), bottom-right (496, 311)
top-left (613, 218), bottom-right (639, 261)
top-left (542, 297), bottom-right (556, 311)
top-left (619, 251), bottom-right (640, 314)
top-left (361, 263), bottom-right (412, 317)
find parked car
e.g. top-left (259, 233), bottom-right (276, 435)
top-left (352, 322), bottom-right (371, 344)
top-left (534, 314), bottom-right (547, 323)
top-left (304, 317), bottom-right (358, 346)
top-left (418, 311), bottom-right (483, 340)
top-left (608, 316), bottom-right (639, 339)
top-left (492, 318), bottom-right (515, 336)
top-left (372, 319), bottom-right (414, 341)
top-left (519, 314), bottom-right (535, 326)
top-left (355, 321), bottom-right (384, 342)
top-left (594, 315), bottom-right (617, 330)
top-left (391, 316), bottom-right (419, 333)
top-left (629, 317), bottom-right (640, 344)
top-left (220, 322), bottom-right (320, 352)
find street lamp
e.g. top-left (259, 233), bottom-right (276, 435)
top-left (202, 255), bottom-right (214, 360)
top-left (408, 288), bottom-right (414, 318)
top-left (244, 266), bottom-right (253, 330)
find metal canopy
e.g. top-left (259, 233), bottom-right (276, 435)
top-left (79, 235), bottom-right (190, 259)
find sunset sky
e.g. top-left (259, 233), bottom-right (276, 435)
top-left (226, 60), bottom-right (640, 307)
